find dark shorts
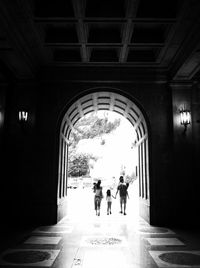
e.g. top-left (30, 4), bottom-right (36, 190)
top-left (120, 196), bottom-right (127, 204)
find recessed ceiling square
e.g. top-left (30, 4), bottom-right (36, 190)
top-left (90, 48), bottom-right (119, 62)
top-left (54, 49), bottom-right (81, 62)
top-left (136, 0), bottom-right (179, 18)
top-left (85, 0), bottom-right (125, 17)
top-left (34, 0), bottom-right (74, 18)
top-left (132, 24), bottom-right (168, 44)
top-left (127, 48), bottom-right (159, 62)
top-left (88, 24), bottom-right (122, 43)
top-left (45, 25), bottom-right (78, 43)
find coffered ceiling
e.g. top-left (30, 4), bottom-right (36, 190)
top-left (0, 0), bottom-right (200, 82)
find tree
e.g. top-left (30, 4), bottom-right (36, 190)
top-left (68, 152), bottom-right (97, 177)
top-left (68, 112), bottom-right (121, 177)
top-left (69, 112), bottom-right (121, 146)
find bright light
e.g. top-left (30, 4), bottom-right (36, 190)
top-left (75, 111), bottom-right (137, 183)
top-left (180, 110), bottom-right (191, 125)
top-left (0, 111), bottom-right (4, 126)
top-left (19, 111), bottom-right (28, 121)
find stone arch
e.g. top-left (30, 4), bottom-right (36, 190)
top-left (57, 90), bottom-right (150, 222)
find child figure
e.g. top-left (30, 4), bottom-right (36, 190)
top-left (106, 189), bottom-right (112, 215)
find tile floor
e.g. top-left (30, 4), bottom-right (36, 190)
top-left (0, 187), bottom-right (200, 267)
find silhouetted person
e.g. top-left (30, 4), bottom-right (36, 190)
top-left (115, 176), bottom-right (129, 215)
top-left (106, 189), bottom-right (112, 215)
top-left (94, 180), bottom-right (103, 216)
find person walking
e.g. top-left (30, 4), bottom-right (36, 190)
top-left (115, 176), bottom-right (129, 215)
top-left (94, 180), bottom-right (103, 216)
top-left (106, 189), bottom-right (112, 215)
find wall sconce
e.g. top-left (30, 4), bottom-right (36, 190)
top-left (0, 110), bottom-right (4, 126)
top-left (19, 111), bottom-right (28, 122)
top-left (180, 108), bottom-right (191, 133)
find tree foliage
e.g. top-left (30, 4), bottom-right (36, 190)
top-left (69, 112), bottom-right (121, 147)
top-left (68, 112), bottom-right (121, 177)
top-left (68, 153), bottom-right (97, 177)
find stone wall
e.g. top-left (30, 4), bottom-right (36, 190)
top-left (0, 68), bottom-right (199, 227)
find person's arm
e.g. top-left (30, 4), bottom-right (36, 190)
top-left (100, 188), bottom-right (104, 198)
top-left (115, 186), bottom-right (119, 198)
top-left (127, 190), bottom-right (129, 199)
top-left (111, 190), bottom-right (116, 199)
top-left (93, 184), bottom-right (96, 193)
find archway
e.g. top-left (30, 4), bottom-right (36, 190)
top-left (58, 91), bottom-right (150, 223)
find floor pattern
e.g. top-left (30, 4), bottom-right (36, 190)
top-left (145, 238), bottom-right (185, 246)
top-left (24, 236), bottom-right (62, 245)
top-left (0, 249), bottom-right (60, 267)
top-left (0, 215), bottom-right (200, 268)
top-left (149, 251), bottom-right (200, 267)
top-left (0, 187), bottom-right (200, 268)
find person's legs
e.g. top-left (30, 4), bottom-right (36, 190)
top-left (95, 197), bottom-right (100, 215)
top-left (122, 197), bottom-right (125, 214)
top-left (94, 196), bottom-right (96, 210)
top-left (97, 198), bottom-right (101, 216)
top-left (109, 202), bottom-right (112, 214)
top-left (107, 201), bottom-right (111, 214)
top-left (107, 202), bottom-right (109, 215)
top-left (120, 197), bottom-right (123, 213)
top-left (95, 198), bottom-right (98, 215)
top-left (123, 197), bottom-right (127, 215)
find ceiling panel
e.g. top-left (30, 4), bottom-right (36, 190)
top-left (0, 0), bottom-right (200, 81)
top-left (34, 0), bottom-right (74, 18)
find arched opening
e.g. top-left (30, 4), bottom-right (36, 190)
top-left (57, 91), bottom-right (150, 223)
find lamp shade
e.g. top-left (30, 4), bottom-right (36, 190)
top-left (19, 111), bottom-right (28, 121)
top-left (180, 109), bottom-right (191, 126)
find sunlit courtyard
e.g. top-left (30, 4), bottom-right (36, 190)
top-left (66, 179), bottom-right (139, 221)
top-left (67, 110), bottom-right (139, 221)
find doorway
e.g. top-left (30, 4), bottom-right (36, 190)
top-left (57, 91), bottom-right (150, 222)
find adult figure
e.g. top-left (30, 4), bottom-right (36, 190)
top-left (115, 176), bottom-right (128, 215)
top-left (94, 180), bottom-right (103, 216)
